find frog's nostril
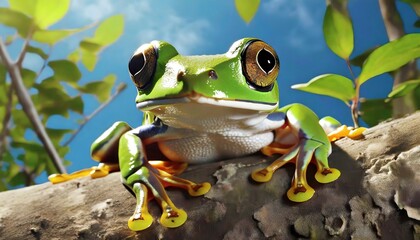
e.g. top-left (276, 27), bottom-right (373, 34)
top-left (208, 70), bottom-right (218, 80)
top-left (177, 70), bottom-right (186, 81)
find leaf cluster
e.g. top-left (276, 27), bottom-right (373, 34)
top-left (0, 0), bottom-right (125, 190)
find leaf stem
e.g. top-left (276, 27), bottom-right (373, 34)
top-left (0, 37), bottom-right (67, 174)
top-left (63, 83), bottom-right (127, 146)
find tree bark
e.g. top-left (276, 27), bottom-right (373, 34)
top-left (0, 112), bottom-right (419, 240)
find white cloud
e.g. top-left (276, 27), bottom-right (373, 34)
top-left (69, 0), bottom-right (208, 54)
top-left (135, 14), bottom-right (209, 54)
top-left (262, 0), bottom-right (322, 50)
top-left (70, 0), bottom-right (151, 23)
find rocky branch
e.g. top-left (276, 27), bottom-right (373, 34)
top-left (0, 112), bottom-right (419, 240)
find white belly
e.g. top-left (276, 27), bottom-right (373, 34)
top-left (158, 131), bottom-right (274, 163)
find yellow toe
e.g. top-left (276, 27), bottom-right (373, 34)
top-left (251, 168), bottom-right (273, 183)
top-left (188, 182), bottom-right (211, 196)
top-left (160, 208), bottom-right (187, 228)
top-left (128, 213), bottom-right (153, 231)
top-left (287, 186), bottom-right (315, 202)
top-left (315, 168), bottom-right (341, 183)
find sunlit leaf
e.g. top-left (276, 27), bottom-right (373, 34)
top-left (0, 8), bottom-right (33, 37)
top-left (33, 29), bottom-right (79, 45)
top-left (9, 0), bottom-right (70, 29)
top-left (48, 60), bottom-right (81, 83)
top-left (8, 0), bottom-right (37, 17)
top-left (86, 15), bottom-right (124, 46)
top-left (358, 33), bottom-right (420, 85)
top-left (291, 74), bottom-right (355, 104)
top-left (34, 0), bottom-right (70, 28)
top-left (387, 79), bottom-right (420, 100)
top-left (234, 0), bottom-right (260, 23)
top-left (77, 74), bottom-right (116, 102)
top-left (27, 45), bottom-right (48, 59)
top-left (323, 5), bottom-right (354, 59)
top-left (67, 50), bottom-right (80, 63)
top-left (12, 140), bottom-right (45, 152)
top-left (360, 98), bottom-right (392, 127)
top-left (81, 49), bottom-right (98, 71)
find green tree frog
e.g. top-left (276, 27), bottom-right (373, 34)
top-left (49, 38), bottom-right (364, 231)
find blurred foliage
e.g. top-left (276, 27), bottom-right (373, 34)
top-left (0, 0), bottom-right (125, 190)
top-left (235, 0), bottom-right (420, 127)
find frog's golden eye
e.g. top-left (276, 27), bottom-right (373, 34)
top-left (241, 40), bottom-right (279, 91)
top-left (128, 43), bottom-right (157, 89)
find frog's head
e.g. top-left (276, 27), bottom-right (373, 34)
top-left (128, 38), bottom-right (280, 113)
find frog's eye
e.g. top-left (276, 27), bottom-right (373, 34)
top-left (128, 43), bottom-right (157, 89)
top-left (241, 40), bottom-right (279, 91)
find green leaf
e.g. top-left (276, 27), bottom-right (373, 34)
top-left (0, 8), bottom-right (33, 37)
top-left (358, 33), bottom-right (420, 85)
top-left (68, 96), bottom-right (84, 114)
top-left (21, 68), bottom-right (37, 88)
top-left (81, 49), bottom-right (98, 71)
top-left (360, 98), bottom-right (392, 127)
top-left (234, 0), bottom-right (260, 23)
top-left (80, 40), bottom-right (102, 52)
top-left (48, 60), bottom-right (81, 83)
top-left (46, 128), bottom-right (72, 143)
top-left (33, 29), bottom-right (79, 45)
top-left (67, 50), bottom-right (80, 63)
top-left (77, 74), bottom-right (116, 102)
top-left (291, 74), bottom-right (355, 104)
top-left (33, 0), bottom-right (70, 29)
top-left (9, 0), bottom-right (70, 29)
top-left (27, 45), bottom-right (48, 59)
top-left (387, 79), bottom-right (420, 100)
top-left (323, 5), bottom-right (354, 59)
top-left (9, 0), bottom-right (37, 17)
top-left (0, 63), bottom-right (6, 84)
top-left (350, 47), bottom-right (378, 67)
top-left (84, 15), bottom-right (124, 48)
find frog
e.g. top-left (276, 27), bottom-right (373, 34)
top-left (49, 38), bottom-right (365, 231)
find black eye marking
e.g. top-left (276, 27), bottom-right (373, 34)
top-left (128, 53), bottom-right (145, 76)
top-left (257, 48), bottom-right (276, 74)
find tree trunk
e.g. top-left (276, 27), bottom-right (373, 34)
top-left (0, 112), bottom-right (419, 240)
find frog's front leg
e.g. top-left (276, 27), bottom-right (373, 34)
top-left (252, 103), bottom-right (341, 202)
top-left (119, 129), bottom-right (211, 231)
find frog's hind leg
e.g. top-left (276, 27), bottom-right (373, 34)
top-left (312, 144), bottom-right (341, 184)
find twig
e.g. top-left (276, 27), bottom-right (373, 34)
top-left (0, 37), bottom-right (67, 174)
top-left (63, 83), bottom-right (127, 146)
top-left (0, 83), bottom-right (14, 159)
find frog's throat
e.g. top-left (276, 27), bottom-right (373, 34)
top-left (136, 95), bottom-right (278, 112)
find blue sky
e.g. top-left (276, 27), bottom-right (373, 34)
top-left (1, 0), bottom-right (419, 181)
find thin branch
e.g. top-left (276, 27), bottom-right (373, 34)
top-left (0, 83), bottom-right (14, 159)
top-left (0, 38), bottom-right (67, 174)
top-left (16, 27), bottom-right (34, 68)
top-left (35, 46), bottom-right (53, 81)
top-left (63, 83), bottom-right (127, 146)
top-left (378, 0), bottom-right (419, 117)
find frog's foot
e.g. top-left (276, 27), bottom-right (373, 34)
top-left (252, 139), bottom-right (340, 202)
top-left (48, 163), bottom-right (119, 184)
top-left (327, 125), bottom-right (367, 142)
top-left (125, 164), bottom-right (211, 231)
top-left (149, 160), bottom-right (188, 175)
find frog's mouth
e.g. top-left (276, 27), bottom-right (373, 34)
top-left (136, 92), bottom-right (278, 112)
